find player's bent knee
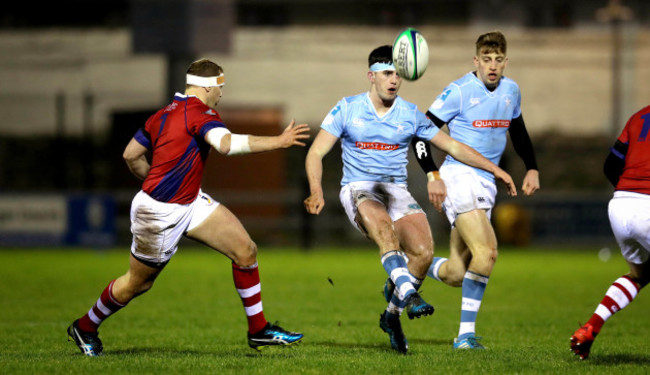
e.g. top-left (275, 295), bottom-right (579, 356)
top-left (232, 240), bottom-right (258, 267)
top-left (475, 247), bottom-right (498, 265)
top-left (132, 280), bottom-right (155, 298)
top-left (445, 272), bottom-right (465, 287)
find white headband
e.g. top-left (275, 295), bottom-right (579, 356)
top-left (186, 73), bottom-right (225, 87)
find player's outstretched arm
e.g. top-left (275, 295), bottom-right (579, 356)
top-left (206, 120), bottom-right (310, 156)
top-left (304, 130), bottom-right (338, 215)
top-left (430, 131), bottom-right (517, 196)
top-left (123, 138), bottom-right (150, 180)
top-left (248, 119), bottom-right (311, 152)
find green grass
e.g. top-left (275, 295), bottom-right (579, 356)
top-left (1, 246), bottom-right (649, 374)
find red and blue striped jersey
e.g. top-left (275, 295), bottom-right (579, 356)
top-left (134, 93), bottom-right (225, 204)
top-left (616, 105), bottom-right (650, 195)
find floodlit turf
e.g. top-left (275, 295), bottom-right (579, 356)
top-left (1, 246), bottom-right (649, 374)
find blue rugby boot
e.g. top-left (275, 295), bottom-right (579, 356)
top-left (453, 335), bottom-right (485, 350)
top-left (383, 277), bottom-right (395, 303)
top-left (405, 292), bottom-right (434, 320)
top-left (67, 320), bottom-right (103, 356)
top-left (379, 311), bottom-right (408, 354)
top-left (247, 322), bottom-right (303, 350)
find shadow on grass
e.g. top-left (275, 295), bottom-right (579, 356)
top-left (108, 345), bottom-right (307, 359)
top-left (307, 338), bottom-right (450, 350)
top-left (589, 353), bottom-right (650, 366)
top-left (109, 347), bottom-right (218, 356)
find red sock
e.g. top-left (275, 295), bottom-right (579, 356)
top-left (586, 275), bottom-right (641, 334)
top-left (78, 280), bottom-right (126, 332)
top-left (232, 262), bottom-right (268, 334)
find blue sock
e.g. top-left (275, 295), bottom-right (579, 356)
top-left (427, 257), bottom-right (448, 281)
top-left (458, 271), bottom-right (489, 340)
top-left (381, 251), bottom-right (416, 302)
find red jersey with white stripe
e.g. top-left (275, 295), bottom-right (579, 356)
top-left (616, 105), bottom-right (650, 195)
top-left (134, 93), bottom-right (225, 204)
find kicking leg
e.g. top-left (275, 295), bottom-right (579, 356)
top-left (427, 227), bottom-right (471, 286)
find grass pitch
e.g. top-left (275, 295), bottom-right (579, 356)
top-left (1, 246), bottom-right (649, 374)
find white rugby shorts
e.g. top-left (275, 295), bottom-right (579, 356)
top-left (440, 164), bottom-right (496, 226)
top-left (340, 181), bottom-right (425, 235)
top-left (129, 190), bottom-right (219, 266)
top-left (608, 191), bottom-right (650, 264)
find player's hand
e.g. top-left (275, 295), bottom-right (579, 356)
top-left (494, 168), bottom-right (517, 196)
top-left (304, 193), bottom-right (325, 215)
top-left (279, 119), bottom-right (310, 148)
top-left (427, 180), bottom-right (446, 212)
top-left (521, 169), bottom-right (540, 196)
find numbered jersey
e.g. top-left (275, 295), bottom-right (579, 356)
top-left (321, 92), bottom-right (439, 185)
top-left (429, 72), bottom-right (521, 182)
top-left (616, 105), bottom-right (650, 195)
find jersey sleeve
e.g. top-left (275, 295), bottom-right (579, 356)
top-left (321, 99), bottom-right (346, 137)
top-left (428, 85), bottom-right (461, 123)
top-left (618, 120), bottom-right (631, 145)
top-left (415, 110), bottom-right (440, 141)
top-left (188, 111), bottom-right (227, 139)
top-left (513, 88), bottom-right (522, 119)
top-left (133, 128), bottom-right (151, 149)
top-left (134, 114), bottom-right (156, 149)
top-left (198, 120), bottom-right (226, 139)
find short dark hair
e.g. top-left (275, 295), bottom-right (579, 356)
top-left (187, 58), bottom-right (223, 77)
top-left (368, 45), bottom-right (393, 68)
top-left (475, 31), bottom-right (507, 55)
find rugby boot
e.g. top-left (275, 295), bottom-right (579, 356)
top-left (67, 319), bottom-right (103, 356)
top-left (248, 322), bottom-right (303, 350)
top-left (379, 311), bottom-right (408, 354)
top-left (570, 323), bottom-right (597, 360)
top-left (405, 292), bottom-right (435, 319)
top-left (453, 335), bottom-right (485, 350)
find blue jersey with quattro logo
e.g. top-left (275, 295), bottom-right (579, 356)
top-left (428, 72), bottom-right (521, 182)
top-left (322, 92), bottom-right (439, 186)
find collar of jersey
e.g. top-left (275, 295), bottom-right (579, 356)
top-left (365, 92), bottom-right (398, 119)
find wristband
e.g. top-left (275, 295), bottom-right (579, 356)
top-left (427, 171), bottom-right (441, 182)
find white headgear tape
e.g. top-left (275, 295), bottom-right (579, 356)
top-left (205, 128), bottom-right (251, 155)
top-left (205, 127), bottom-right (231, 154)
top-left (186, 73), bottom-right (225, 87)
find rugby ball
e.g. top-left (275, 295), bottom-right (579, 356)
top-left (392, 28), bottom-right (429, 81)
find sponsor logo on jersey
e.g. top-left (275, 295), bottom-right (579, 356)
top-left (472, 120), bottom-right (510, 128)
top-left (204, 109), bottom-right (217, 116)
top-left (355, 141), bottom-right (399, 151)
top-left (470, 97), bottom-right (481, 105)
top-left (164, 102), bottom-right (178, 112)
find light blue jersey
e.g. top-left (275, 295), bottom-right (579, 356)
top-left (322, 92), bottom-right (439, 186)
top-left (429, 72), bottom-right (521, 182)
